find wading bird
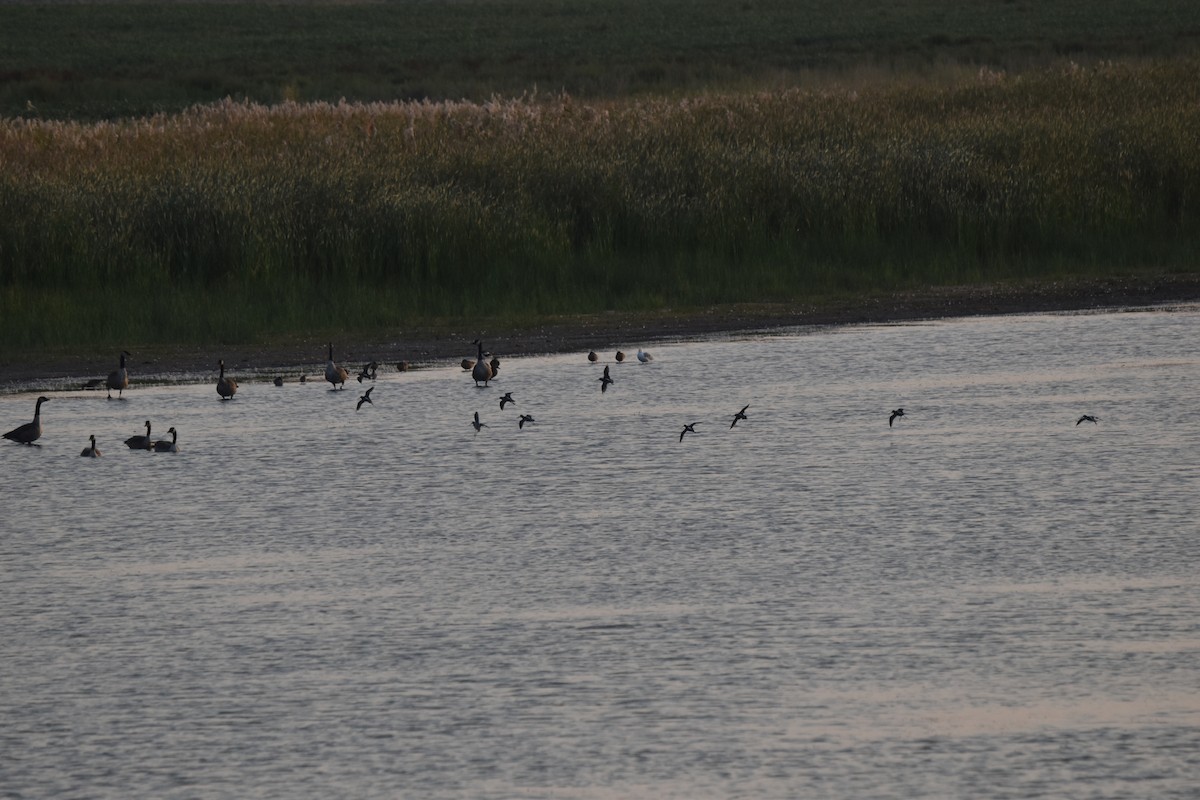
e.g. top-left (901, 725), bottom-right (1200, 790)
top-left (3, 396), bottom-right (49, 446)
top-left (107, 351), bottom-right (130, 400)
top-left (357, 387), bottom-right (374, 411)
top-left (125, 420), bottom-right (153, 450)
top-left (679, 422), bottom-right (699, 442)
top-left (325, 343), bottom-right (350, 390)
top-left (889, 408), bottom-right (905, 427)
top-left (1076, 414), bottom-right (1100, 425)
top-left (499, 392), bottom-right (515, 410)
top-left (80, 434), bottom-right (102, 458)
top-left (153, 427), bottom-right (180, 453)
top-left (216, 360), bottom-right (238, 400)
top-left (599, 365), bottom-right (614, 393)
top-left (731, 404), bottom-right (750, 428)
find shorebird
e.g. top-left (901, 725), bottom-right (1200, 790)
top-left (599, 365), bottom-right (614, 393)
top-left (125, 420), bottom-right (153, 450)
top-left (80, 434), bottom-right (102, 458)
top-left (325, 343), bottom-right (350, 390)
top-left (471, 411), bottom-right (488, 433)
top-left (518, 414), bottom-right (535, 429)
top-left (357, 361), bottom-right (377, 383)
top-left (153, 427), bottom-right (180, 453)
top-left (3, 396), bottom-right (49, 446)
top-left (1076, 414), bottom-right (1100, 425)
top-left (499, 392), bottom-right (515, 410)
top-left (216, 359), bottom-right (238, 400)
top-left (472, 340), bottom-right (493, 387)
top-left (731, 404), bottom-right (750, 428)
top-left (679, 422), bottom-right (699, 442)
top-left (107, 351), bottom-right (130, 400)
top-left (615, 350), bottom-right (626, 363)
top-left (587, 351), bottom-right (598, 362)
top-left (357, 387), bottom-right (374, 411)
top-left (637, 349), bottom-right (653, 363)
top-left (889, 408), bottom-right (905, 427)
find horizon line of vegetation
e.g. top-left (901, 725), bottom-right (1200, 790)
top-left (1, 58), bottom-right (1198, 352)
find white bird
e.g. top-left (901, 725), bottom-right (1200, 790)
top-left (637, 349), bottom-right (653, 363)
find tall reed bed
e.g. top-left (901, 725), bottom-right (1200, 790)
top-left (1, 60), bottom-right (1197, 349)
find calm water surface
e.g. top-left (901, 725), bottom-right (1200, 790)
top-left (2, 308), bottom-right (1199, 798)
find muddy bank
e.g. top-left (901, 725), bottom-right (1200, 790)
top-left (3, 273), bottom-right (1198, 393)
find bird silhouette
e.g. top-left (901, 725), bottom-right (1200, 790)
top-left (273, 376), bottom-right (284, 386)
top-left (3, 396), bottom-right (49, 446)
top-left (471, 411), bottom-right (488, 433)
top-left (106, 351), bottom-right (130, 400)
top-left (357, 387), bottom-right (374, 411)
top-left (1076, 414), bottom-right (1100, 425)
top-left (499, 392), bottom-right (515, 410)
top-left (357, 361), bottom-right (378, 383)
top-left (518, 414), bottom-right (535, 429)
top-left (889, 408), bottom-right (905, 427)
top-left (599, 365), bottom-right (614, 393)
top-left (153, 427), bottom-right (180, 453)
top-left (679, 422), bottom-right (699, 442)
top-left (125, 420), bottom-right (153, 450)
top-left (731, 404), bottom-right (750, 428)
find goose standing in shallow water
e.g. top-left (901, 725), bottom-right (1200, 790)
top-left (599, 365), bottom-right (614, 393)
top-left (730, 404), bottom-right (750, 428)
top-left (107, 351), bottom-right (130, 400)
top-left (3, 396), bottom-right (49, 446)
top-left (471, 340), bottom-right (493, 387)
top-left (325, 343), bottom-right (350, 390)
top-left (216, 360), bottom-right (238, 400)
top-left (80, 434), bottom-right (102, 457)
top-left (153, 427), bottom-right (180, 453)
top-left (1076, 414), bottom-right (1100, 425)
top-left (889, 408), bottom-right (905, 427)
top-left (125, 420), bottom-right (153, 450)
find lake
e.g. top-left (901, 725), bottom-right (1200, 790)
top-left (2, 306), bottom-right (1199, 798)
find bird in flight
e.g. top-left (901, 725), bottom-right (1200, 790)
top-left (1076, 414), bottom-right (1100, 425)
top-left (357, 387), bottom-right (374, 411)
top-left (472, 411), bottom-right (488, 433)
top-left (518, 414), bottom-right (535, 429)
top-left (889, 408), bottom-right (905, 427)
top-left (599, 365), bottom-right (614, 393)
top-left (730, 404), bottom-right (750, 428)
top-left (499, 392), bottom-right (515, 410)
top-left (679, 422), bottom-right (699, 442)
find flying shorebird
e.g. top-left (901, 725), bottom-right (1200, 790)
top-left (1076, 414), bottom-right (1100, 425)
top-left (730, 404), bottom-right (750, 428)
top-left (471, 411), bottom-right (488, 433)
top-left (499, 392), bottom-right (515, 410)
top-left (518, 414), bottom-right (535, 429)
top-left (599, 365), bottom-right (614, 393)
top-left (357, 387), bottom-right (374, 411)
top-left (679, 422), bottom-right (699, 442)
top-left (889, 408), bottom-right (905, 427)
top-left (357, 361), bottom-right (378, 383)
top-left (637, 349), bottom-right (653, 363)
top-left (3, 396), bottom-right (49, 446)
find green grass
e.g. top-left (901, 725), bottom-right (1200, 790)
top-left (3, 0), bottom-right (1200, 120)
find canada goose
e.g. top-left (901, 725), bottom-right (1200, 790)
top-left (679, 422), bottom-right (699, 442)
top-left (216, 360), bottom-right (238, 400)
top-left (731, 404), bottom-right (750, 428)
top-left (273, 376), bottom-right (284, 386)
top-left (615, 350), bottom-right (626, 362)
top-left (587, 351), bottom-right (598, 362)
top-left (471, 411), bottom-right (488, 433)
top-left (499, 392), bottom-right (515, 410)
top-left (518, 414), bottom-right (535, 429)
top-left (80, 434), bottom-right (102, 457)
top-left (357, 361), bottom-right (377, 383)
top-left (637, 349), bottom-right (653, 363)
top-left (357, 387), bottom-right (374, 411)
top-left (1076, 414), bottom-right (1100, 425)
top-left (107, 351), bottom-right (130, 400)
top-left (325, 343), bottom-right (350, 390)
top-left (889, 408), bottom-right (905, 427)
top-left (125, 420), bottom-right (153, 450)
top-left (599, 365), bottom-right (614, 393)
top-left (472, 340), bottom-right (493, 387)
top-left (153, 427), bottom-right (179, 453)
top-left (3, 396), bottom-right (49, 446)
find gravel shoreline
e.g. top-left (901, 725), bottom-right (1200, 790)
top-left (3, 273), bottom-right (1198, 393)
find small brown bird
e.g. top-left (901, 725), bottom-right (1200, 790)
top-left (1076, 414), bottom-right (1100, 425)
top-left (471, 411), bottom-right (488, 433)
top-left (396, 361), bottom-right (410, 372)
top-left (615, 350), bottom-right (626, 363)
top-left (499, 392), bottom-right (515, 410)
top-left (587, 351), bottom-right (598, 362)
top-left (357, 387), bottom-right (374, 411)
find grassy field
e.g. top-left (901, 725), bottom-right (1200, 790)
top-left (1, 1), bottom-right (1199, 354)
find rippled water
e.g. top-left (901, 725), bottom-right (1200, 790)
top-left (3, 307), bottom-right (1199, 799)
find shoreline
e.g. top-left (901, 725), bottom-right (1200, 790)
top-left (3, 273), bottom-right (1199, 394)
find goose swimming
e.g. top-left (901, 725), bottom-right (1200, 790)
top-left (730, 404), bottom-right (750, 428)
top-left (357, 387), bottom-right (374, 411)
top-left (80, 434), bottom-right (102, 457)
top-left (1076, 414), bottom-right (1100, 425)
top-left (679, 422), bottom-right (699, 442)
top-left (599, 365), bottom-right (614, 393)
top-left (472, 340), bottom-right (493, 387)
top-left (125, 420), bottom-right (153, 450)
top-left (637, 349), bottom-right (653, 363)
top-left (471, 411), bottom-right (488, 433)
top-left (216, 360), bottom-right (238, 400)
top-left (107, 351), bottom-right (130, 400)
top-left (518, 414), bottom-right (535, 429)
top-left (3, 396), bottom-right (49, 446)
top-left (889, 408), bottom-right (905, 427)
top-left (325, 343), bottom-right (350, 390)
top-left (153, 427), bottom-right (180, 453)
top-left (499, 392), bottom-right (515, 410)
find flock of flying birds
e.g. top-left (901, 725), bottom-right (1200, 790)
top-left (3, 339), bottom-right (1102, 453)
